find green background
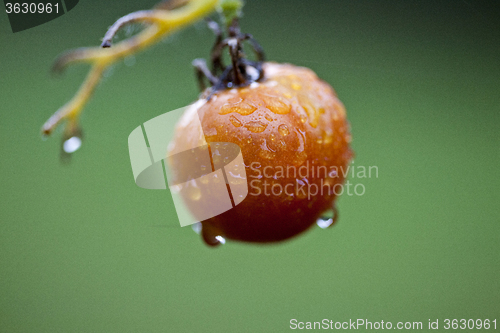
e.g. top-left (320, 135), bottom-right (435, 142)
top-left (1, 0), bottom-right (498, 332)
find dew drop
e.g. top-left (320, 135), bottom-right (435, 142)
top-left (244, 121), bottom-right (267, 133)
top-left (192, 222), bottom-right (202, 234)
top-left (317, 217), bottom-right (334, 229)
top-left (220, 100), bottom-right (257, 115)
top-left (317, 206), bottom-right (338, 229)
top-left (263, 95), bottom-right (291, 114)
top-left (215, 235), bottom-right (226, 244)
top-left (63, 137), bottom-right (82, 153)
top-left (201, 227), bottom-right (222, 247)
top-left (302, 104), bottom-right (319, 127)
top-left (229, 115), bottom-right (242, 127)
top-left (278, 124), bottom-right (289, 136)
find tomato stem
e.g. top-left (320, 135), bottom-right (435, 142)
top-left (193, 17), bottom-right (265, 98)
top-left (42, 0), bottom-right (224, 159)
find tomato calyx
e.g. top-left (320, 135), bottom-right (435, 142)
top-left (192, 18), bottom-right (265, 99)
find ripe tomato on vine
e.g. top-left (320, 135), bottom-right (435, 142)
top-left (41, 0), bottom-right (353, 246)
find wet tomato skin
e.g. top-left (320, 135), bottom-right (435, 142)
top-left (172, 62), bottom-right (353, 244)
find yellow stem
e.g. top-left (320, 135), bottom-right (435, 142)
top-left (42, 0), bottom-right (218, 137)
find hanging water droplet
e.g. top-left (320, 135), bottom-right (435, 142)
top-left (201, 228), bottom-right (222, 247)
top-left (215, 235), bottom-right (226, 244)
top-left (63, 137), bottom-right (82, 153)
top-left (317, 206), bottom-right (338, 229)
top-left (192, 222), bottom-right (202, 234)
top-left (316, 217), bottom-right (334, 229)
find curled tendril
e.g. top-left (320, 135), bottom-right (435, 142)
top-left (41, 0), bottom-right (245, 159)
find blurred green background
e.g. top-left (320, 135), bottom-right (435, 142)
top-left (1, 0), bottom-right (498, 332)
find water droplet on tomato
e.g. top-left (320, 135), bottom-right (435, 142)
top-left (229, 115), bottom-right (242, 127)
top-left (244, 121), bottom-right (267, 133)
top-left (278, 124), bottom-right (289, 136)
top-left (220, 99), bottom-right (257, 115)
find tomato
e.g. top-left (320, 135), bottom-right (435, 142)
top-left (170, 62), bottom-right (352, 245)
top-left (41, 3), bottom-right (352, 246)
